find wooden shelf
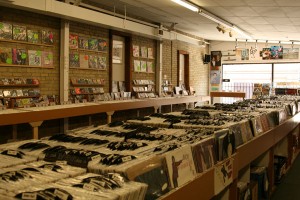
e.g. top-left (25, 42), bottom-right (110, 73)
top-left (0, 39), bottom-right (54, 47)
top-left (133, 84), bottom-right (155, 86)
top-left (69, 48), bottom-right (107, 54)
top-left (133, 91), bottom-right (155, 93)
top-left (0, 64), bottom-right (54, 69)
top-left (4, 95), bottom-right (40, 99)
top-left (71, 93), bottom-right (104, 95)
top-left (0, 84), bottom-right (39, 87)
top-left (71, 84), bottom-right (104, 87)
top-left (69, 67), bottom-right (106, 71)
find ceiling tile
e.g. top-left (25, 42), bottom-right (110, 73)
top-left (265, 17), bottom-right (292, 25)
top-left (275, 0), bottom-right (300, 6)
top-left (244, 0), bottom-right (278, 6)
top-left (274, 25), bottom-right (298, 32)
top-left (240, 17), bottom-right (269, 25)
top-left (281, 7), bottom-right (300, 17)
top-left (225, 7), bottom-right (259, 17)
top-left (253, 7), bottom-right (286, 17)
top-left (251, 24), bottom-right (275, 31)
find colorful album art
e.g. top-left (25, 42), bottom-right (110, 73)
top-left (88, 55), bottom-right (98, 68)
top-left (78, 37), bottom-right (89, 50)
top-left (260, 48), bottom-right (271, 60)
top-left (88, 38), bottom-right (98, 51)
top-left (42, 29), bottom-right (54, 44)
top-left (12, 48), bottom-right (27, 65)
top-left (0, 47), bottom-right (12, 64)
top-left (27, 29), bottom-right (40, 43)
top-left (69, 53), bottom-right (80, 68)
top-left (148, 47), bottom-right (153, 58)
top-left (0, 22), bottom-right (12, 40)
top-left (283, 48), bottom-right (299, 59)
top-left (98, 39), bottom-right (108, 51)
top-left (140, 61), bottom-right (147, 72)
top-left (69, 33), bottom-right (79, 49)
top-left (236, 49), bottom-right (249, 60)
top-left (97, 56), bottom-right (107, 69)
top-left (42, 51), bottom-right (53, 67)
top-left (270, 46), bottom-right (283, 59)
top-left (12, 25), bottom-right (27, 41)
top-left (210, 70), bottom-right (221, 85)
top-left (133, 45), bottom-right (139, 57)
top-left (134, 60), bottom-right (141, 72)
top-left (147, 61), bottom-right (154, 73)
top-left (140, 46), bottom-right (147, 58)
top-left (28, 50), bottom-right (42, 66)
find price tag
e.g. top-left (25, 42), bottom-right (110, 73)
top-left (121, 156), bottom-right (132, 162)
top-left (21, 192), bottom-right (37, 200)
top-left (7, 150), bottom-right (18, 156)
top-left (56, 160), bottom-right (67, 165)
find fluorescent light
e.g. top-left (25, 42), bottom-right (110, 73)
top-left (199, 10), bottom-right (232, 28)
top-left (171, 0), bottom-right (199, 12)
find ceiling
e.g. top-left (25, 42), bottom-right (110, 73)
top-left (74, 0), bottom-right (300, 43)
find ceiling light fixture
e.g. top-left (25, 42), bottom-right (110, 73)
top-left (171, 0), bottom-right (252, 39)
top-left (245, 39), bottom-right (248, 47)
top-left (229, 31), bottom-right (233, 37)
top-left (265, 40), bottom-right (268, 47)
top-left (171, 0), bottom-right (199, 12)
top-left (255, 40), bottom-right (258, 49)
top-left (216, 24), bottom-right (222, 32)
top-left (235, 39), bottom-right (239, 49)
top-left (292, 42), bottom-right (294, 49)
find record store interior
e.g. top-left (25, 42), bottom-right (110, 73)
top-left (1, 0), bottom-right (300, 199)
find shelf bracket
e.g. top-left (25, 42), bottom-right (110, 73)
top-left (29, 121), bottom-right (43, 139)
top-left (153, 106), bottom-right (160, 113)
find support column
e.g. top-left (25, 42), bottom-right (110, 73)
top-left (106, 111), bottom-right (115, 124)
top-left (29, 121), bottom-right (43, 139)
top-left (60, 20), bottom-right (70, 132)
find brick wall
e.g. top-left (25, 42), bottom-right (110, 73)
top-left (162, 39), bottom-right (209, 96)
top-left (0, 6), bottom-right (60, 96)
top-left (131, 35), bottom-right (156, 83)
top-left (69, 21), bottom-right (109, 93)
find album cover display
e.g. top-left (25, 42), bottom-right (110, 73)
top-left (42, 51), bottom-right (53, 67)
top-left (78, 36), bottom-right (89, 49)
top-left (28, 50), bottom-right (42, 66)
top-left (79, 54), bottom-right (89, 68)
top-left (88, 38), bottom-right (98, 51)
top-left (134, 60), bottom-right (141, 72)
top-left (69, 53), bottom-right (80, 68)
top-left (12, 25), bottom-right (26, 41)
top-left (0, 47), bottom-right (12, 64)
top-left (133, 45), bottom-right (139, 57)
top-left (27, 29), bottom-right (40, 43)
top-left (141, 60), bottom-right (147, 72)
top-left (12, 48), bottom-right (27, 65)
top-left (98, 38), bottom-right (107, 51)
top-left (147, 61), bottom-right (154, 73)
top-left (69, 33), bottom-right (79, 49)
top-left (141, 46), bottom-right (147, 58)
top-left (88, 55), bottom-right (98, 68)
top-left (41, 29), bottom-right (54, 44)
top-left (148, 47), bottom-right (153, 59)
top-left (97, 56), bottom-right (107, 69)
top-left (0, 22), bottom-right (12, 40)
top-left (164, 145), bottom-right (196, 188)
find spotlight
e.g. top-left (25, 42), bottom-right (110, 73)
top-left (221, 28), bottom-right (226, 34)
top-left (229, 31), bottom-right (233, 37)
top-left (216, 25), bottom-right (222, 32)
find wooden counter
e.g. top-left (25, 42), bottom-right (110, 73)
top-left (210, 91), bottom-right (246, 104)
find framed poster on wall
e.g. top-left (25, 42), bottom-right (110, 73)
top-left (112, 40), bottom-right (123, 64)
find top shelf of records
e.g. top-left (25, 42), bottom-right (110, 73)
top-left (132, 45), bottom-right (154, 59)
top-left (69, 33), bottom-right (107, 53)
top-left (0, 22), bottom-right (55, 46)
top-left (0, 78), bottom-right (39, 87)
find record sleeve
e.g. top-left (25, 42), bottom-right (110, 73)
top-left (134, 60), bottom-right (141, 72)
top-left (98, 38), bottom-right (107, 51)
top-left (0, 22), bottom-right (12, 40)
top-left (88, 55), bottom-right (98, 68)
top-left (140, 61), bottom-right (147, 72)
top-left (97, 56), bottom-right (107, 69)
top-left (79, 54), bottom-right (89, 68)
top-left (12, 25), bottom-right (26, 41)
top-left (69, 33), bottom-right (78, 49)
top-left (69, 53), bottom-right (80, 68)
top-left (88, 38), bottom-right (98, 51)
top-left (28, 50), bottom-right (42, 66)
top-left (27, 29), bottom-right (40, 43)
top-left (140, 46), bottom-right (147, 58)
top-left (133, 45), bottom-right (139, 57)
top-left (0, 47), bottom-right (12, 64)
top-left (12, 48), bottom-right (27, 65)
top-left (42, 51), bottom-right (53, 67)
top-left (42, 29), bottom-right (54, 44)
top-left (164, 145), bottom-right (196, 188)
top-left (78, 36), bottom-right (89, 49)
